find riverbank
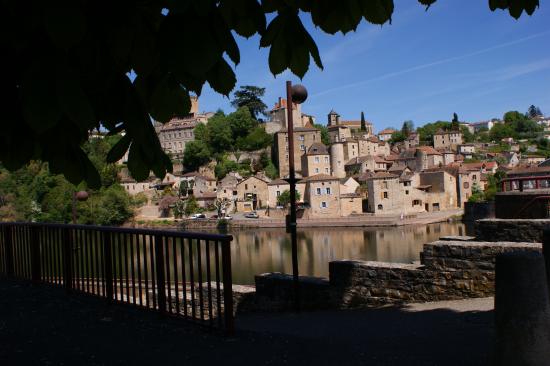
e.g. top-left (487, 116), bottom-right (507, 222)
top-left (0, 279), bottom-right (493, 365)
top-left (131, 209), bottom-right (463, 230)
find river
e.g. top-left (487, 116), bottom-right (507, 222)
top-left (222, 222), bottom-right (469, 284)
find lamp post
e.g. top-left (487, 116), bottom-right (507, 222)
top-left (72, 191), bottom-right (89, 224)
top-left (285, 81), bottom-right (308, 311)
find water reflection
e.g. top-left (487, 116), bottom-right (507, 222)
top-left (226, 222), bottom-right (466, 284)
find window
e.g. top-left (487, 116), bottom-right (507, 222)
top-left (315, 168), bottom-right (319, 173)
top-left (377, 204), bottom-right (383, 210)
top-left (326, 187), bottom-right (331, 195)
top-left (325, 168), bottom-right (329, 174)
top-left (382, 181), bottom-right (388, 189)
top-left (245, 184), bottom-right (248, 190)
top-left (321, 201), bottom-right (328, 208)
top-left (383, 192), bottom-right (388, 199)
top-left (325, 156), bottom-right (329, 163)
top-left (276, 191), bottom-right (281, 196)
top-left (463, 182), bottom-right (469, 189)
top-left (316, 187), bottom-right (321, 195)
top-left (300, 145), bottom-right (305, 151)
top-left (413, 200), bottom-right (421, 206)
top-left (314, 157), bottom-right (320, 163)
top-left (405, 190), bottom-right (409, 195)
top-left (473, 175), bottom-right (477, 181)
top-left (299, 135), bottom-right (305, 141)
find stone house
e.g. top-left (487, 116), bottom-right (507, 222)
top-left (377, 128), bottom-right (396, 142)
top-left (418, 170), bottom-right (458, 212)
top-left (327, 109), bottom-right (373, 135)
top-left (345, 156), bottom-right (375, 176)
top-left (275, 126), bottom-right (322, 178)
top-left (301, 143), bottom-right (331, 177)
top-left (340, 193), bottom-right (363, 216)
top-left (340, 176), bottom-right (360, 195)
top-left (520, 155), bottom-right (546, 165)
top-left (302, 174), bottom-right (342, 217)
top-left (193, 175), bottom-right (217, 197)
top-left (120, 178), bottom-right (152, 195)
top-left (357, 136), bottom-right (390, 157)
top-left (342, 140), bottom-right (360, 161)
top-left (458, 144), bottom-right (475, 156)
top-left (235, 175), bottom-right (270, 212)
top-left (267, 179), bottom-right (306, 208)
top-left (216, 173), bottom-right (241, 211)
top-left (366, 172), bottom-right (409, 215)
top-left (415, 146), bottom-right (443, 171)
top-left (404, 132), bottom-right (420, 150)
top-left (328, 125), bottom-right (352, 143)
top-left (433, 129), bottom-right (463, 151)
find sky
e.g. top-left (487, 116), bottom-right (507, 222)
top-left (196, 1), bottom-right (550, 132)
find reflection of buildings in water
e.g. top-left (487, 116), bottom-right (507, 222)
top-left (227, 223), bottom-right (465, 284)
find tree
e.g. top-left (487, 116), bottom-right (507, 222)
top-left (2, 1), bottom-right (539, 188)
top-left (235, 126), bottom-right (272, 151)
top-left (182, 141), bottom-right (211, 171)
top-left (503, 110), bottom-right (526, 124)
top-left (460, 126), bottom-right (475, 143)
top-left (227, 107), bottom-right (258, 141)
top-left (360, 112), bottom-right (366, 131)
top-left (401, 120), bottom-right (414, 137)
top-left (231, 86), bottom-right (268, 120)
top-left (390, 131), bottom-right (406, 143)
top-left (207, 114), bottom-right (234, 153)
top-left (183, 196), bottom-right (200, 216)
top-left (417, 121), bottom-right (452, 143)
top-left (277, 190), bottom-right (301, 208)
top-left (527, 105), bottom-right (543, 119)
top-left (451, 113), bottom-right (460, 131)
top-left (468, 183), bottom-right (485, 203)
top-left (314, 124), bottom-right (331, 146)
top-left (489, 123), bottom-right (516, 141)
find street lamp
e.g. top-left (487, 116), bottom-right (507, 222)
top-left (72, 191), bottom-right (89, 224)
top-left (285, 81), bottom-right (308, 311)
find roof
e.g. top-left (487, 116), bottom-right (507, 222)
top-left (237, 175), bottom-right (270, 185)
top-left (277, 126), bottom-right (319, 133)
top-left (374, 156), bottom-right (389, 164)
top-left (267, 178), bottom-right (289, 186)
top-left (367, 171), bottom-right (399, 180)
top-left (305, 142), bottom-right (329, 155)
top-left (458, 161), bottom-right (498, 171)
top-left (434, 128), bottom-right (461, 135)
top-left (301, 174), bottom-right (339, 182)
top-left (327, 125), bottom-right (348, 130)
top-left (328, 109), bottom-right (339, 115)
top-left (195, 175), bottom-right (217, 181)
top-left (415, 184), bottom-right (432, 190)
top-left (345, 156), bottom-right (372, 166)
top-left (196, 192), bottom-right (217, 199)
top-left (416, 146), bottom-right (442, 155)
top-left (507, 165), bottom-right (550, 176)
top-left (340, 193), bottom-right (361, 198)
top-left (378, 128), bottom-right (396, 135)
top-left (181, 171), bottom-right (199, 177)
top-left (355, 171), bottom-right (375, 182)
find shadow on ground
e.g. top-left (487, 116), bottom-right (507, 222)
top-left (0, 280), bottom-right (493, 365)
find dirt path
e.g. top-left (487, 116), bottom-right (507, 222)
top-left (0, 280), bottom-right (493, 365)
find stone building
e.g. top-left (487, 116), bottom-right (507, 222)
top-left (328, 125), bottom-right (352, 143)
top-left (415, 146), bottom-right (444, 171)
top-left (267, 179), bottom-right (306, 209)
top-left (330, 143), bottom-right (346, 178)
top-left (301, 143), bottom-right (331, 177)
top-left (357, 137), bottom-right (390, 157)
top-left (274, 125), bottom-right (322, 178)
top-left (433, 129), bottom-right (463, 151)
top-left (302, 174), bottom-right (342, 217)
top-left (327, 109), bottom-right (373, 135)
top-left (155, 97), bottom-right (213, 158)
top-left (345, 155), bottom-right (375, 176)
top-left (268, 97), bottom-right (312, 131)
top-left (193, 175), bottom-right (217, 197)
top-left (235, 175), bottom-right (270, 212)
top-left (377, 128), bottom-right (396, 142)
top-left (404, 132), bottom-right (420, 150)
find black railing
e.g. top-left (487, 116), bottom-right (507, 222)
top-left (0, 222), bottom-right (234, 334)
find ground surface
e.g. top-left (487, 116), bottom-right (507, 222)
top-left (1, 280), bottom-right (494, 365)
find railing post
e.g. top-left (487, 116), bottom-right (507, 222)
top-left (30, 226), bottom-right (41, 284)
top-left (154, 235), bottom-right (167, 314)
top-left (4, 225), bottom-right (14, 278)
top-left (221, 238), bottom-right (234, 335)
top-left (62, 228), bottom-right (73, 293)
top-left (103, 231), bottom-right (114, 303)
top-left (543, 229), bottom-right (550, 299)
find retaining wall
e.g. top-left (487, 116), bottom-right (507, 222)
top-left (475, 219), bottom-right (550, 243)
top-left (254, 240), bottom-right (542, 310)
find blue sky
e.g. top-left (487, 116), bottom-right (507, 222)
top-left (197, 1), bottom-right (550, 132)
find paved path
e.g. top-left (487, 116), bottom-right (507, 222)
top-left (0, 280), bottom-right (493, 365)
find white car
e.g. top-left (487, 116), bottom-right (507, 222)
top-left (223, 215), bottom-right (232, 220)
top-left (190, 213), bottom-right (206, 219)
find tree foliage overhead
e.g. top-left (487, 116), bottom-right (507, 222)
top-left (3, 1), bottom-right (539, 188)
top-left (231, 85), bottom-right (268, 120)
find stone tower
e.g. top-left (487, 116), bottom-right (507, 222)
top-left (327, 110), bottom-right (340, 127)
top-left (330, 142), bottom-right (346, 178)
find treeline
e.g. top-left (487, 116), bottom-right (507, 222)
top-left (0, 136), bottom-right (136, 225)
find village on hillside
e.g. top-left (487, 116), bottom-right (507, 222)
top-left (116, 95), bottom-right (550, 223)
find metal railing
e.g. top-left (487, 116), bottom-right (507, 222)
top-left (0, 222), bottom-right (234, 334)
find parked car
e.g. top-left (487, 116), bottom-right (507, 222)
top-left (244, 211), bottom-right (259, 219)
top-left (211, 214), bottom-right (218, 219)
top-left (190, 213), bottom-right (206, 219)
top-left (223, 215), bottom-right (232, 220)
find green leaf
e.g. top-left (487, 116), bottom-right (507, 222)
top-left (206, 59), bottom-right (236, 96)
top-left (362, 0), bottom-right (394, 25)
top-left (127, 144), bottom-right (150, 181)
top-left (21, 62), bottom-right (61, 133)
top-left (106, 134), bottom-right (132, 163)
top-left (149, 74), bottom-right (191, 122)
top-left (56, 65), bottom-right (96, 132)
top-left (43, 0), bottom-right (86, 48)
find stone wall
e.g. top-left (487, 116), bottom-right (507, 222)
top-left (475, 218), bottom-right (550, 242)
top-left (463, 201), bottom-right (494, 222)
top-left (495, 190), bottom-right (550, 219)
top-left (253, 240), bottom-right (542, 310)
